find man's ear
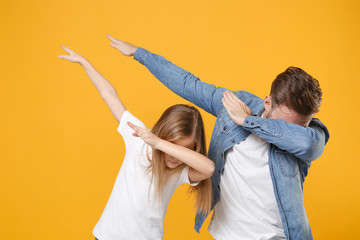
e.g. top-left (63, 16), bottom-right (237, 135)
top-left (264, 95), bottom-right (272, 111)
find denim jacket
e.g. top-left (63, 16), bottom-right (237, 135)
top-left (134, 48), bottom-right (330, 240)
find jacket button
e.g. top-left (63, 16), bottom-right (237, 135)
top-left (231, 139), bottom-right (235, 143)
top-left (245, 120), bottom-right (249, 124)
top-left (223, 127), bottom-right (226, 131)
top-left (251, 122), bottom-right (254, 125)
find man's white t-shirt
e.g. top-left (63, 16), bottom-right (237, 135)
top-left (208, 133), bottom-right (286, 240)
top-left (93, 111), bottom-right (198, 240)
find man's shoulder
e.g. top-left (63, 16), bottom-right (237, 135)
top-left (235, 90), bottom-right (259, 98)
top-left (234, 90), bottom-right (264, 115)
top-left (234, 90), bottom-right (263, 102)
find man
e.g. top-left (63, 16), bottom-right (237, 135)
top-left (107, 35), bottom-right (330, 240)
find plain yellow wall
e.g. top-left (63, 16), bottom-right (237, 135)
top-left (1, 0), bottom-right (359, 239)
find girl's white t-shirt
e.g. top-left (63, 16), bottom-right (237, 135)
top-left (93, 110), bottom-right (197, 240)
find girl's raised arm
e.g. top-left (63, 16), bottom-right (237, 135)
top-left (58, 46), bottom-right (126, 123)
top-left (127, 122), bottom-right (215, 183)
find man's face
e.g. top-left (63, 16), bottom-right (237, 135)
top-left (262, 96), bottom-right (313, 127)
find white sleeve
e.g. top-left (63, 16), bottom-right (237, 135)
top-left (179, 166), bottom-right (200, 186)
top-left (117, 110), bottom-right (147, 147)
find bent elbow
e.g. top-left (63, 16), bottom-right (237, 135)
top-left (206, 162), bottom-right (215, 178)
top-left (297, 137), bottom-right (325, 162)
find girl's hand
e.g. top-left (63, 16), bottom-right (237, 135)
top-left (58, 46), bottom-right (86, 64)
top-left (222, 91), bottom-right (252, 126)
top-left (107, 34), bottom-right (138, 56)
top-left (127, 122), bottom-right (161, 149)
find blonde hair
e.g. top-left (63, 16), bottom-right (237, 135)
top-left (146, 104), bottom-right (212, 215)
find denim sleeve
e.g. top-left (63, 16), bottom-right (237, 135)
top-left (242, 116), bottom-right (330, 162)
top-left (134, 48), bottom-right (227, 117)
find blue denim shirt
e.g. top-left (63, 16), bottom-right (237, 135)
top-left (134, 48), bottom-right (330, 240)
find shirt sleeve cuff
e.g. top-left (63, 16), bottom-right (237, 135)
top-left (133, 47), bottom-right (150, 65)
top-left (242, 116), bottom-right (283, 137)
top-left (242, 116), bottom-right (261, 128)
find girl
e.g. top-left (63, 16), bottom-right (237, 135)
top-left (58, 46), bottom-right (214, 240)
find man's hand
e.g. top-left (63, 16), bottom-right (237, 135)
top-left (222, 91), bottom-right (252, 126)
top-left (107, 34), bottom-right (138, 56)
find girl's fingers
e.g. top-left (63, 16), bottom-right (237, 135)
top-left (58, 55), bottom-right (69, 60)
top-left (128, 122), bottom-right (144, 136)
top-left (106, 34), bottom-right (115, 41)
top-left (127, 121), bottom-right (136, 129)
top-left (60, 46), bottom-right (76, 56)
top-left (127, 121), bottom-right (135, 131)
top-left (61, 45), bottom-right (70, 53)
top-left (127, 122), bottom-right (154, 143)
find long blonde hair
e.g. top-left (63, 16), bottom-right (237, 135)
top-left (146, 104), bottom-right (212, 215)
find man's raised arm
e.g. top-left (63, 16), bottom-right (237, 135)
top-left (222, 90), bottom-right (330, 162)
top-left (107, 34), bottom-right (226, 116)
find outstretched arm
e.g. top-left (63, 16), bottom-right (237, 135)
top-left (127, 122), bottom-right (215, 182)
top-left (58, 46), bottom-right (126, 123)
top-left (107, 35), bottom-right (226, 117)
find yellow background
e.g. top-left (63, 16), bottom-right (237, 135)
top-left (1, 0), bottom-right (359, 239)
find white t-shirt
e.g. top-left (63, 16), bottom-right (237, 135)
top-left (208, 133), bottom-right (286, 240)
top-left (93, 111), bottom-right (198, 240)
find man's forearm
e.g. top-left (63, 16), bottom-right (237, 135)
top-left (242, 116), bottom-right (329, 162)
top-left (134, 48), bottom-right (226, 117)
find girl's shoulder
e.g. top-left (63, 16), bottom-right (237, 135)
top-left (117, 110), bottom-right (147, 146)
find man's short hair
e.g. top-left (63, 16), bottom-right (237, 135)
top-left (270, 66), bottom-right (322, 116)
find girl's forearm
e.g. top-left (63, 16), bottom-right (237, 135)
top-left (79, 59), bottom-right (126, 123)
top-left (80, 60), bottom-right (116, 96)
top-left (157, 140), bottom-right (214, 177)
